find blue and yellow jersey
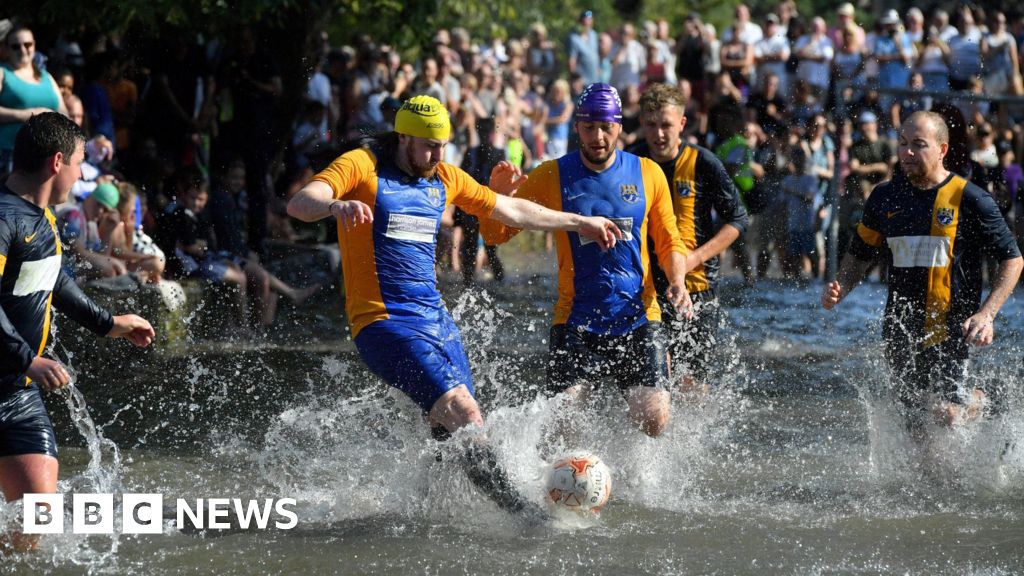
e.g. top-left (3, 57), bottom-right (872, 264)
top-left (629, 141), bottom-right (748, 293)
top-left (312, 146), bottom-right (497, 337)
top-left (482, 150), bottom-right (685, 336)
top-left (849, 172), bottom-right (1021, 348)
top-left (0, 185), bottom-right (113, 392)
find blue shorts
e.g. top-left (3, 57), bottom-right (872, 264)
top-left (0, 386), bottom-right (59, 459)
top-left (354, 314), bottom-right (475, 412)
top-left (196, 252), bottom-right (244, 282)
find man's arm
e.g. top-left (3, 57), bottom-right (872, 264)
top-left (52, 270), bottom-right (115, 336)
top-left (960, 184), bottom-right (1024, 345)
top-left (821, 253), bottom-right (873, 309)
top-left (489, 195), bottom-right (620, 250)
top-left (479, 161), bottom-right (619, 248)
top-left (693, 149), bottom-right (748, 273)
top-left (642, 158), bottom-right (692, 314)
top-left (961, 256), bottom-right (1023, 346)
top-left (287, 179), bottom-right (373, 229)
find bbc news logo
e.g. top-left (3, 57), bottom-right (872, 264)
top-left (23, 494), bottom-right (298, 534)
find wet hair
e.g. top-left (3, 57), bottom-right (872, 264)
top-left (639, 83), bottom-right (686, 115)
top-left (12, 111), bottom-right (85, 174)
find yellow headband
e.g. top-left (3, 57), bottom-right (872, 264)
top-left (395, 95), bottom-right (451, 140)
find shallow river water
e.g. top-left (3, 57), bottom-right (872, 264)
top-left (2, 266), bottom-right (1022, 575)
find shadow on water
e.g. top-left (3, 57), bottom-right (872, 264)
top-left (4, 272), bottom-right (1024, 574)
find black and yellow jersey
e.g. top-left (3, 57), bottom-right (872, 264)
top-left (629, 141), bottom-right (748, 294)
top-left (849, 172), bottom-right (1021, 348)
top-left (0, 185), bottom-right (113, 392)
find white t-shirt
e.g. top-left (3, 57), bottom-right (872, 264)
top-left (722, 21), bottom-right (764, 45)
top-left (794, 35), bottom-right (834, 89)
top-left (755, 33), bottom-right (791, 88)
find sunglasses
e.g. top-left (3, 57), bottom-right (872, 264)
top-left (9, 41), bottom-right (34, 50)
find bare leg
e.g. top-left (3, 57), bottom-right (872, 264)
top-left (428, 386), bottom-right (544, 519)
top-left (221, 264), bottom-right (249, 328)
top-left (930, 389), bottom-right (988, 427)
top-left (625, 386), bottom-right (672, 437)
top-left (244, 263), bottom-right (275, 327)
top-left (0, 454), bottom-right (58, 554)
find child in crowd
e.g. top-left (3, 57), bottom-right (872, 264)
top-left (544, 79), bottom-right (573, 160)
top-left (57, 182), bottom-right (130, 281)
top-left (781, 145), bottom-right (820, 279)
top-left (156, 169), bottom-right (250, 328)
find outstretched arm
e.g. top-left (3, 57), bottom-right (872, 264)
top-left (287, 180), bottom-right (373, 230)
top-left (489, 195), bottom-right (622, 250)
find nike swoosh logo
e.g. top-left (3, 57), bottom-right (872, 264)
top-left (886, 211), bottom-right (900, 219)
top-left (380, 188), bottom-right (404, 195)
top-left (24, 233), bottom-right (36, 243)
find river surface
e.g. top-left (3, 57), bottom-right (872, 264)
top-left (2, 259), bottom-right (1023, 575)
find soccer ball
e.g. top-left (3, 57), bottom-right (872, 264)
top-left (545, 452), bottom-right (612, 513)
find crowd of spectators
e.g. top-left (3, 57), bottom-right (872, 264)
top-left (1, 2), bottom-right (1022, 329)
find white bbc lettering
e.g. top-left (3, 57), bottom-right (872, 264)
top-left (233, 499), bottom-right (273, 529)
top-left (122, 493), bottom-right (163, 534)
top-left (72, 493), bottom-right (114, 534)
top-left (22, 493), bottom-right (64, 534)
top-left (206, 498), bottom-right (232, 529)
top-left (23, 494), bottom-right (298, 534)
top-left (177, 498), bottom-right (204, 530)
top-left (275, 499), bottom-right (298, 529)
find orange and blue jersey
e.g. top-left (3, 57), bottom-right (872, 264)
top-left (312, 146), bottom-right (497, 337)
top-left (848, 172), bottom-right (1020, 349)
top-left (482, 150), bottom-right (684, 336)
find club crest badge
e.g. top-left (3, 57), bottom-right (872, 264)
top-left (620, 184), bottom-right (639, 203)
top-left (935, 207), bottom-right (954, 226)
top-left (675, 179), bottom-right (692, 198)
top-left (426, 187), bottom-right (443, 208)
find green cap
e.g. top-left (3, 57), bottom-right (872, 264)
top-left (92, 183), bottom-right (119, 210)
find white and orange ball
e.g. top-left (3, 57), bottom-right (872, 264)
top-left (545, 452), bottom-right (612, 513)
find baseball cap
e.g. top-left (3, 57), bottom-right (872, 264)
top-left (858, 111), bottom-right (878, 124)
top-left (91, 183), bottom-right (120, 210)
top-left (880, 9), bottom-right (900, 25)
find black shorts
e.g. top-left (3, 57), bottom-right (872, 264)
top-left (659, 289), bottom-right (720, 383)
top-left (0, 386), bottom-right (58, 459)
top-left (546, 322), bottom-right (668, 395)
top-left (884, 336), bottom-right (969, 411)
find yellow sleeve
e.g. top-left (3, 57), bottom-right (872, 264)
top-left (480, 160), bottom-right (562, 246)
top-left (439, 164), bottom-right (498, 218)
top-left (311, 148), bottom-right (377, 200)
top-left (642, 158), bottom-right (686, 268)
